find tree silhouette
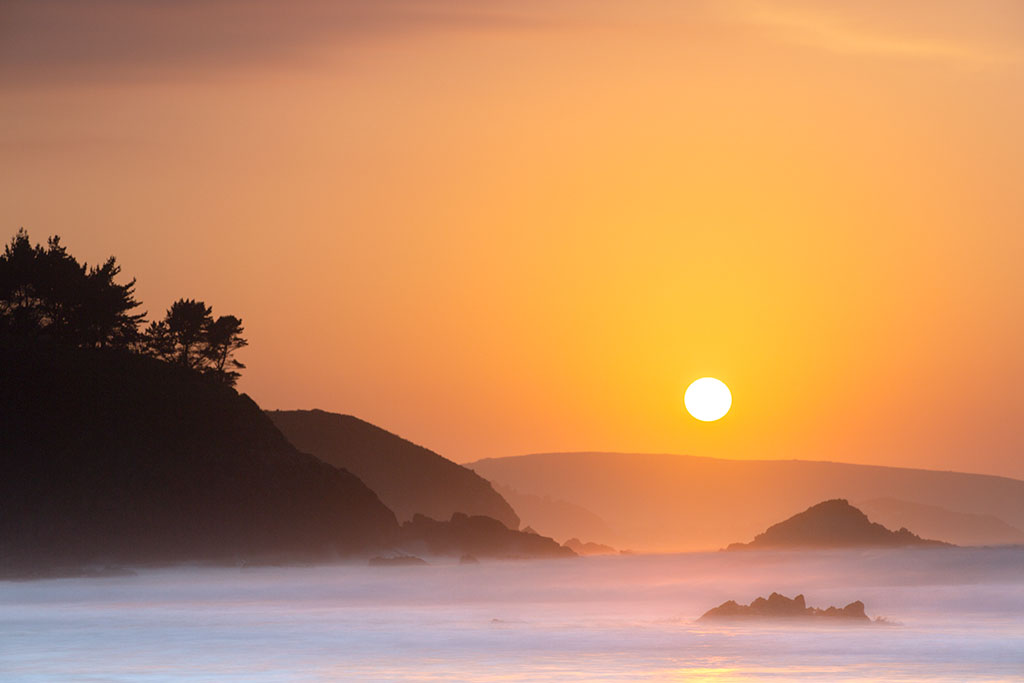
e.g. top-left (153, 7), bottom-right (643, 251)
top-left (0, 228), bottom-right (43, 336)
top-left (143, 299), bottom-right (248, 386)
top-left (3, 229), bottom-right (249, 386)
top-left (80, 256), bottom-right (147, 348)
top-left (0, 229), bottom-right (144, 347)
top-left (143, 299), bottom-right (213, 369)
top-left (204, 315), bottom-right (248, 386)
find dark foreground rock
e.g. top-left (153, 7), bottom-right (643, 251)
top-left (700, 592), bottom-right (870, 621)
top-left (0, 344), bottom-right (399, 577)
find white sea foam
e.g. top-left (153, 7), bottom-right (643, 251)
top-left (1, 547), bottom-right (1022, 681)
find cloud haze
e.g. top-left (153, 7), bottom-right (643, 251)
top-left (0, 0), bottom-right (560, 84)
top-left (723, 0), bottom-right (1023, 65)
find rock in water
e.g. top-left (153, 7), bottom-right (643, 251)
top-left (700, 592), bottom-right (871, 621)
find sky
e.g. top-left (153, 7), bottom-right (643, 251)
top-left (2, 0), bottom-right (1022, 478)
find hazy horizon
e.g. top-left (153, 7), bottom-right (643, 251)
top-left (472, 448), bottom-right (1024, 478)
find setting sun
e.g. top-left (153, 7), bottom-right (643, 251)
top-left (685, 377), bottom-right (732, 422)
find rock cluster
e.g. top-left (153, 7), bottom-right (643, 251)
top-left (700, 592), bottom-right (869, 621)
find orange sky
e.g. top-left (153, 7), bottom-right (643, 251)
top-left (2, 0), bottom-right (1022, 477)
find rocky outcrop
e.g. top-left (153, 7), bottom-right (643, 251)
top-left (398, 513), bottom-right (576, 559)
top-left (727, 499), bottom-right (951, 550)
top-left (700, 592), bottom-right (869, 621)
top-left (563, 538), bottom-right (617, 555)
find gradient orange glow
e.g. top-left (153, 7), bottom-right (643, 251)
top-left (2, 1), bottom-right (1022, 476)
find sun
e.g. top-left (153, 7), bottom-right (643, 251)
top-left (684, 377), bottom-right (732, 422)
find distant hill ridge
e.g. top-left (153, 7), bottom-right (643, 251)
top-left (468, 451), bottom-right (1024, 551)
top-left (857, 497), bottom-right (1024, 547)
top-left (492, 482), bottom-right (612, 545)
top-left (268, 410), bottom-right (520, 529)
top-left (726, 499), bottom-right (949, 550)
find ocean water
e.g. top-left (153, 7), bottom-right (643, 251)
top-left (1, 547), bottom-right (1022, 681)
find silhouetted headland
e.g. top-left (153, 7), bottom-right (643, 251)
top-left (726, 499), bottom-right (951, 550)
top-left (0, 231), bottom-right (577, 577)
top-left (0, 342), bottom-right (401, 578)
top-left (267, 409), bottom-right (519, 529)
top-left (0, 231), bottom-right (405, 577)
top-left (700, 592), bottom-right (871, 621)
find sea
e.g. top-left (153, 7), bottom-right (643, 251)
top-left (2, 546), bottom-right (1022, 681)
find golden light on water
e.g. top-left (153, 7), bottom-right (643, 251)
top-left (685, 377), bottom-right (732, 422)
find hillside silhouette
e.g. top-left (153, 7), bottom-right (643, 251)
top-left (267, 410), bottom-right (519, 529)
top-left (726, 499), bottom-right (949, 550)
top-left (469, 452), bottom-right (1024, 551)
top-left (0, 343), bottom-right (399, 576)
top-left (0, 231), bottom-right (571, 573)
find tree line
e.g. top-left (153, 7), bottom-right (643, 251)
top-left (0, 229), bottom-right (248, 386)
